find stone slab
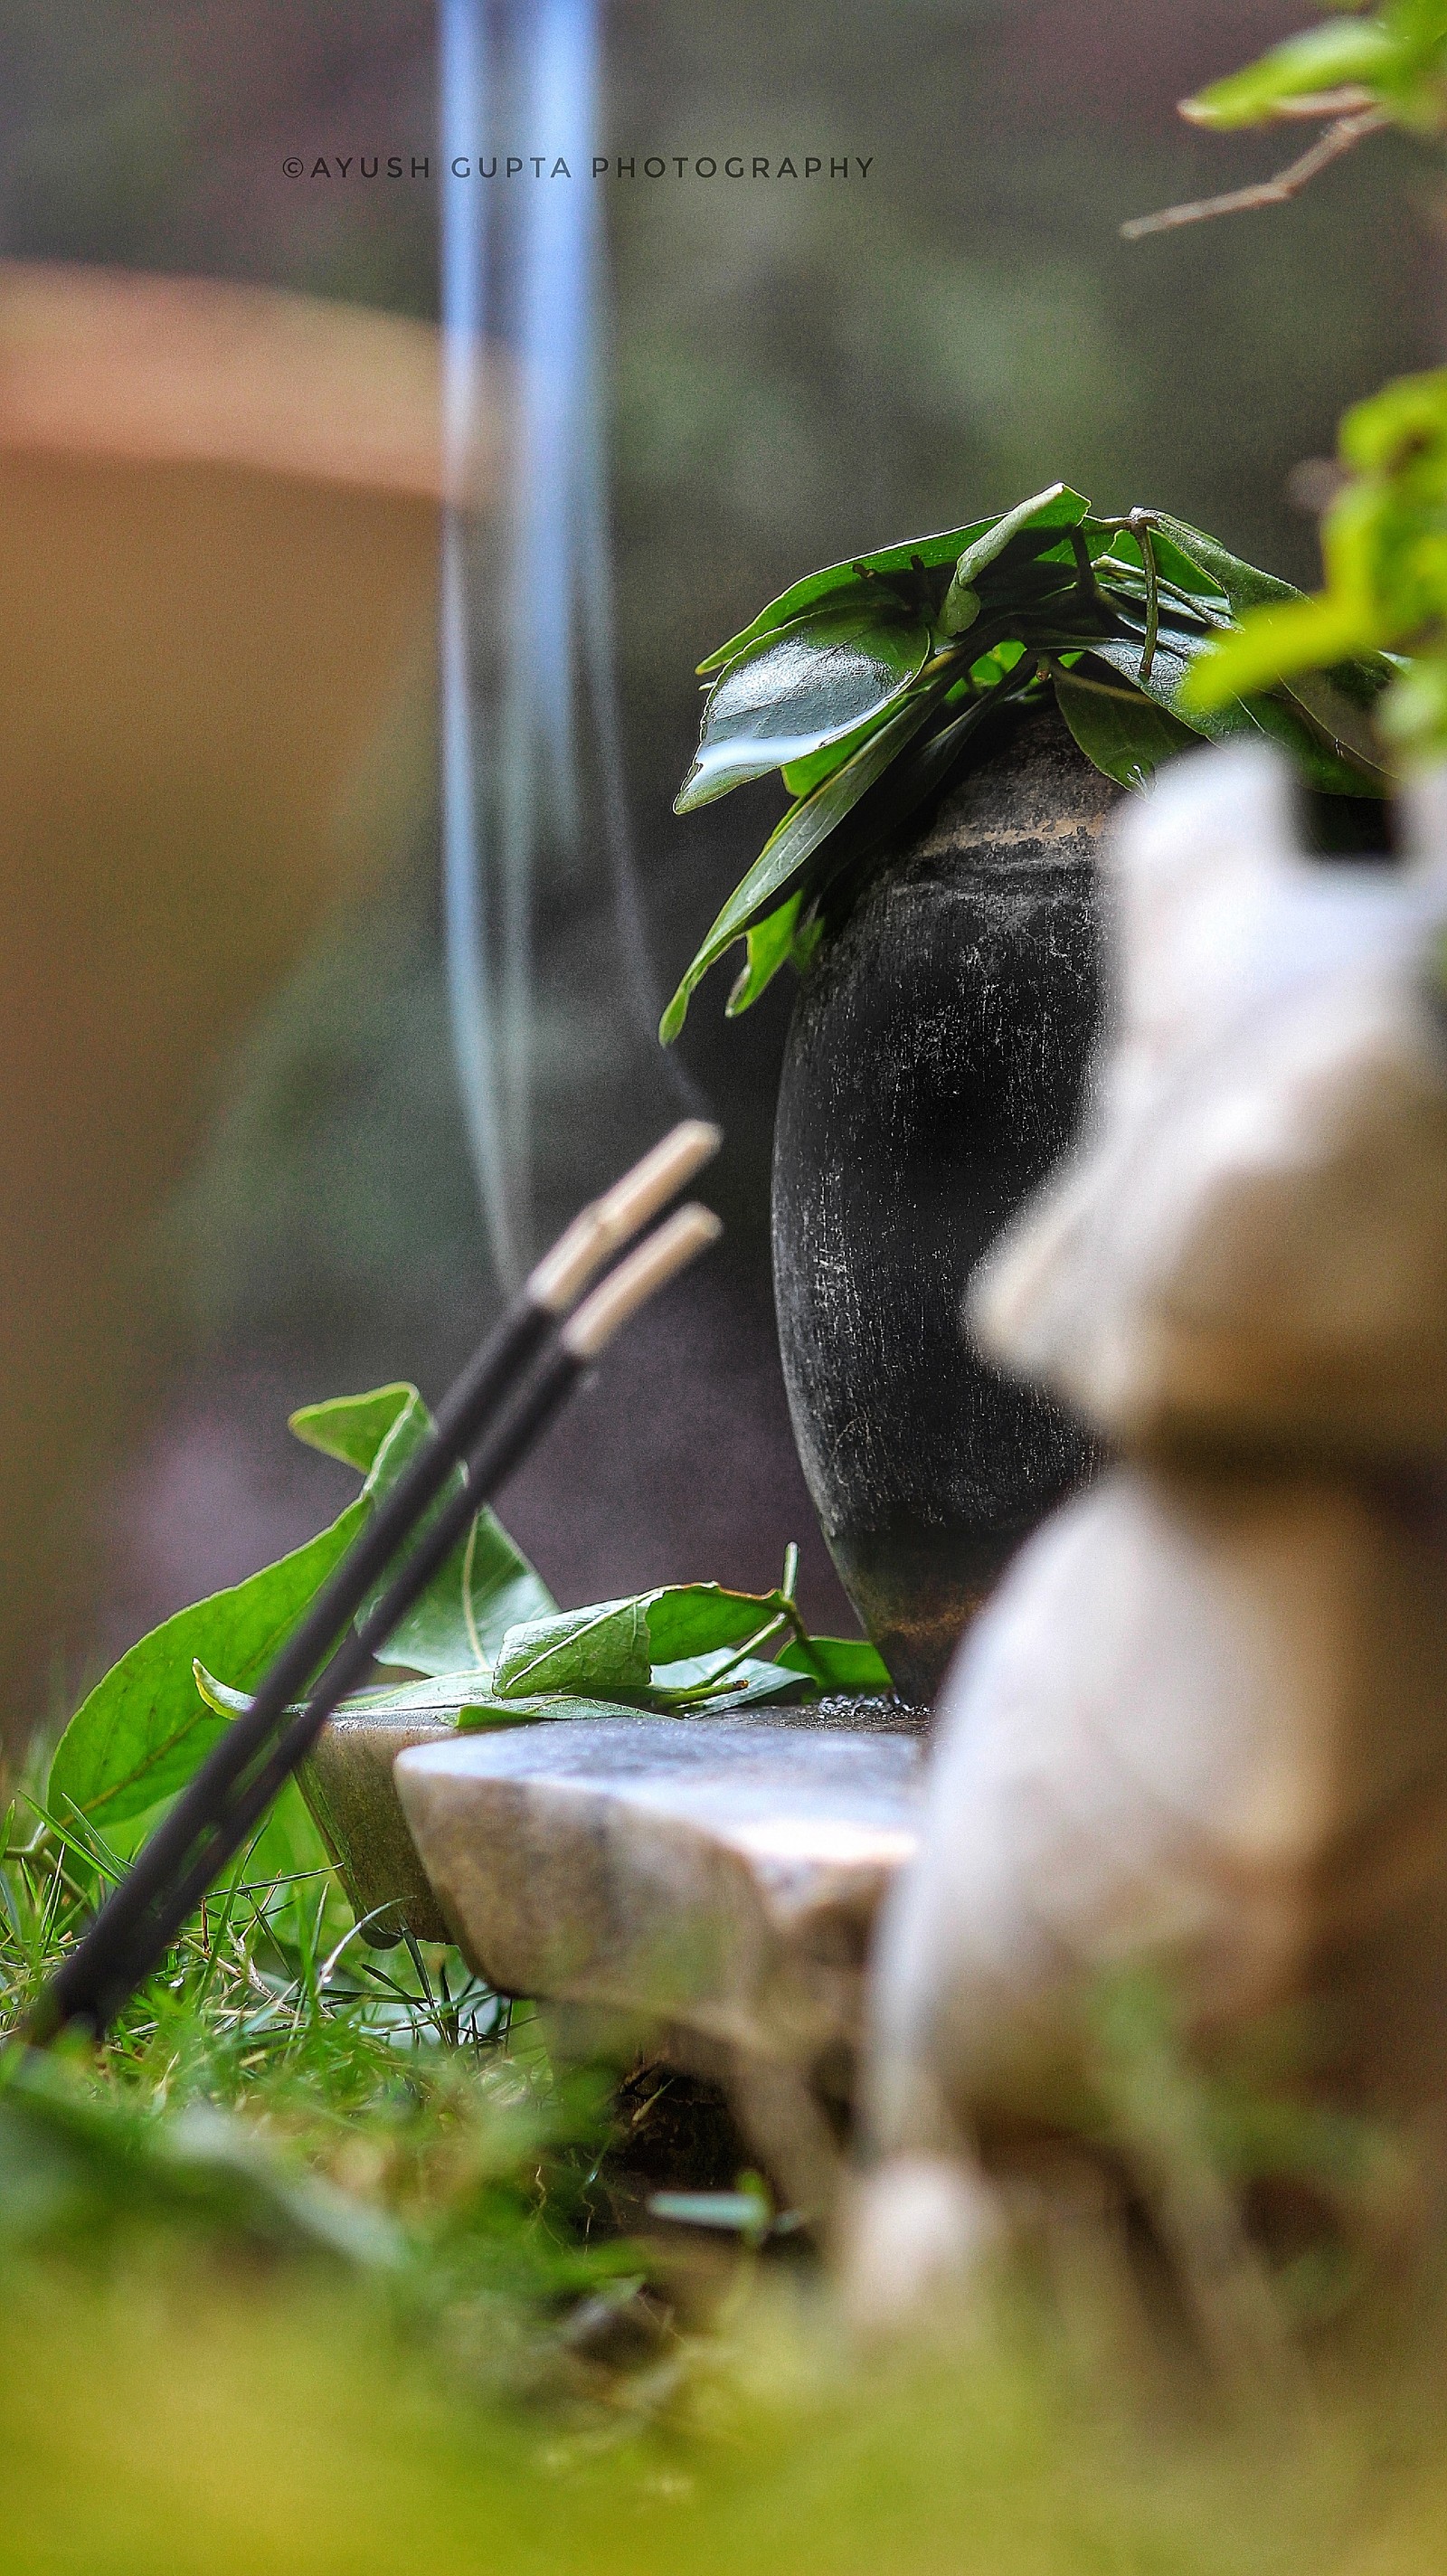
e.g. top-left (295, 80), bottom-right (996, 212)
top-left (394, 1714), bottom-right (924, 2073)
top-left (298, 1711), bottom-right (456, 1946)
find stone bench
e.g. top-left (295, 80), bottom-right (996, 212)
top-left (317, 1703), bottom-right (925, 2214)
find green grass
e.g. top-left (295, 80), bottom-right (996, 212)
top-left (4, 1755), bottom-right (1447, 2576)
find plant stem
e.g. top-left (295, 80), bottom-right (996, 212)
top-left (1140, 524), bottom-right (1160, 686)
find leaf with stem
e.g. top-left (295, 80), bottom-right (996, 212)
top-left (292, 1382), bottom-right (555, 1674)
top-left (676, 603), bottom-right (932, 813)
top-left (661, 674), bottom-right (953, 1040)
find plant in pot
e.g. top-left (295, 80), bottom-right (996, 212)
top-left (663, 485), bottom-right (1391, 1700)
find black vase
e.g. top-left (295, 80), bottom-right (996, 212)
top-left (771, 700), bottom-right (1119, 1703)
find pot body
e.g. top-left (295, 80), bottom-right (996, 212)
top-left (771, 703), bottom-right (1117, 1701)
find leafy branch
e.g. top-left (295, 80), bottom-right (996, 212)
top-left (1123, 0), bottom-right (1446, 238)
top-left (663, 488), bottom-right (1391, 1037)
top-left (1123, 3), bottom-right (1447, 762)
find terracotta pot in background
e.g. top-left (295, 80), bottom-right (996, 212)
top-left (0, 261), bottom-right (490, 1745)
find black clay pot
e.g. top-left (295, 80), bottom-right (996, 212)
top-left (771, 700), bottom-right (1119, 1703)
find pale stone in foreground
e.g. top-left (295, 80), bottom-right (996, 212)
top-left (867, 1462), bottom-right (1447, 2145)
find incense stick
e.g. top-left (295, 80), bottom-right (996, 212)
top-left (30, 1129), bottom-right (721, 2043)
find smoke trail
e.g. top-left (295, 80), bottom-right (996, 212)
top-left (439, 0), bottom-right (520, 1287)
top-left (577, 327), bottom-right (710, 1114)
top-left (496, 0), bottom-right (601, 1249)
top-left (440, 0), bottom-right (695, 1283)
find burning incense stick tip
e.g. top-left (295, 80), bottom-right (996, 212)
top-left (528, 1120), bottom-right (723, 1312)
top-left (562, 1203), bottom-right (722, 1357)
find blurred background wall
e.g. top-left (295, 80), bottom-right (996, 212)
top-left (1, 0), bottom-right (1437, 1723)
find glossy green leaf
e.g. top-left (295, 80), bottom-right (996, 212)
top-left (1088, 630), bottom-right (1253, 730)
top-left (941, 485), bottom-right (1087, 631)
top-left (1092, 619), bottom-right (1383, 791)
top-left (661, 679), bottom-right (945, 1040)
top-left (700, 668), bottom-right (1045, 1035)
top-left (1092, 522), bottom-right (1230, 616)
top-left (49, 1503), bottom-right (369, 1828)
top-left (288, 1383), bottom-right (417, 1480)
top-left (780, 696), bottom-right (906, 798)
top-left (195, 1662), bottom-right (549, 1730)
top-left (331, 1672), bottom-right (497, 1717)
top-left (776, 1634), bottom-right (894, 1691)
top-left (1181, 593), bottom-right (1381, 710)
top-left (674, 492), bottom-right (1392, 1032)
top-left (291, 1380), bottom-right (554, 1675)
top-left (785, 665), bottom-right (1043, 920)
top-left (695, 526), bottom-right (998, 676)
top-left (1053, 662), bottom-right (1203, 787)
top-left (676, 604), bottom-right (931, 814)
top-left (452, 1664), bottom-right (809, 1729)
top-left (493, 1598), bottom-right (652, 1700)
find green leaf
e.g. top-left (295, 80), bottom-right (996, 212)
top-left (197, 1662), bottom-right (508, 1727)
top-left (941, 485), bottom-right (1087, 631)
top-left (1182, 21), bottom-right (1396, 128)
top-left (1087, 630), bottom-right (1255, 733)
top-left (725, 893), bottom-right (806, 1018)
top-left (776, 1634), bottom-right (894, 1691)
top-left (491, 1578), bottom-right (789, 1701)
top-left (288, 1382), bottom-right (416, 1480)
top-left (1086, 626), bottom-right (1383, 790)
top-left (661, 678), bottom-right (946, 1040)
top-left (327, 1672), bottom-right (496, 1719)
top-left (695, 525), bottom-right (1000, 676)
top-left (1148, 516), bottom-right (1301, 621)
top-left (780, 696), bottom-right (907, 798)
top-left (485, 1571), bottom-right (847, 1711)
top-left (293, 1380), bottom-right (555, 1676)
top-left (451, 1665), bottom-right (810, 1728)
top-left (778, 663), bottom-right (1045, 938)
top-left (454, 1693), bottom-right (676, 1732)
top-left (642, 1583), bottom-right (789, 1661)
top-left (1053, 661), bottom-right (1203, 787)
top-left (49, 1503), bottom-right (369, 1828)
top-left (493, 1598), bottom-right (653, 1700)
top-left (676, 604), bottom-right (931, 814)
top-left (696, 663), bottom-right (1045, 1035)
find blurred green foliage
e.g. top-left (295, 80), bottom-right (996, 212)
top-left (1171, 5), bottom-right (1447, 761)
top-left (1184, 0), bottom-right (1447, 135)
